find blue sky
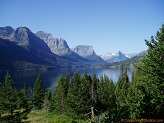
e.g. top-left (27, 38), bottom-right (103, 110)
top-left (0, 0), bottom-right (164, 55)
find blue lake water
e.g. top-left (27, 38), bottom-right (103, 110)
top-left (0, 68), bottom-right (132, 91)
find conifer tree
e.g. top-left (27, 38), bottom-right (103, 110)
top-left (130, 24), bottom-right (164, 119)
top-left (107, 79), bottom-right (117, 120)
top-left (97, 75), bottom-right (106, 110)
top-left (64, 73), bottom-right (70, 97)
top-left (97, 75), bottom-right (114, 111)
top-left (0, 73), bottom-right (32, 122)
top-left (43, 89), bottom-right (52, 112)
top-left (53, 75), bottom-right (67, 113)
top-left (65, 71), bottom-right (90, 118)
top-left (126, 71), bottom-right (142, 119)
top-left (98, 78), bottom-right (117, 123)
top-left (114, 70), bottom-right (130, 120)
top-left (33, 74), bottom-right (45, 109)
top-left (90, 74), bottom-right (98, 106)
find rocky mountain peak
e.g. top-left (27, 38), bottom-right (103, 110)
top-left (36, 31), bottom-right (71, 56)
top-left (50, 38), bottom-right (71, 56)
top-left (0, 26), bottom-right (14, 34)
top-left (71, 45), bottom-right (106, 64)
top-left (100, 51), bottom-right (130, 63)
top-left (36, 31), bottom-right (54, 44)
top-left (57, 38), bottom-right (69, 48)
top-left (71, 45), bottom-right (96, 57)
top-left (0, 26), bottom-right (15, 40)
top-left (14, 27), bottom-right (32, 45)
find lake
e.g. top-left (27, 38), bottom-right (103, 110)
top-left (0, 68), bottom-right (132, 91)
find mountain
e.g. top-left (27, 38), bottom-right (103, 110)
top-left (100, 53), bottom-right (117, 61)
top-left (35, 31), bottom-right (66, 55)
top-left (0, 26), bottom-right (89, 70)
top-left (100, 51), bottom-right (130, 63)
top-left (0, 26), bottom-right (15, 41)
top-left (125, 53), bottom-right (138, 58)
top-left (0, 38), bottom-right (56, 70)
top-left (35, 31), bottom-right (89, 63)
top-left (71, 45), bottom-right (107, 65)
top-left (14, 27), bottom-right (51, 52)
top-left (101, 51), bottom-right (146, 69)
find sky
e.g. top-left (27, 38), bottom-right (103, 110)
top-left (0, 0), bottom-right (164, 55)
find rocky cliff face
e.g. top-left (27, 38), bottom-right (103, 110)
top-left (0, 26), bottom-right (15, 41)
top-left (71, 45), bottom-right (106, 64)
top-left (71, 45), bottom-right (96, 57)
top-left (14, 27), bottom-right (51, 52)
top-left (35, 31), bottom-right (56, 50)
top-left (36, 31), bottom-right (71, 56)
top-left (51, 38), bottom-right (71, 56)
top-left (0, 26), bottom-right (51, 52)
top-left (14, 27), bottom-right (30, 46)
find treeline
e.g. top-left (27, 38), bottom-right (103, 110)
top-left (0, 68), bottom-right (132, 122)
top-left (0, 25), bottom-right (164, 122)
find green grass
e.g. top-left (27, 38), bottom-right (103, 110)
top-left (25, 110), bottom-right (91, 123)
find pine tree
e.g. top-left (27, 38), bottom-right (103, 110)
top-left (126, 71), bottom-right (143, 119)
top-left (114, 69), bottom-right (130, 121)
top-left (90, 74), bottom-right (98, 106)
top-left (0, 72), bottom-right (32, 122)
top-left (107, 79), bottom-right (117, 122)
top-left (65, 71), bottom-right (91, 119)
top-left (33, 74), bottom-right (45, 109)
top-left (130, 24), bottom-right (164, 119)
top-left (97, 75), bottom-right (114, 111)
top-left (43, 89), bottom-right (52, 112)
top-left (53, 75), bottom-right (67, 113)
top-left (65, 72), bottom-right (82, 117)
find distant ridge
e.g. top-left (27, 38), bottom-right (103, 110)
top-left (100, 51), bottom-right (129, 63)
top-left (101, 51), bottom-right (146, 69)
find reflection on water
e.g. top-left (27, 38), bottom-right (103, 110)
top-left (0, 68), bottom-right (132, 91)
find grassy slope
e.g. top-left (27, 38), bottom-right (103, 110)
top-left (24, 110), bottom-right (90, 123)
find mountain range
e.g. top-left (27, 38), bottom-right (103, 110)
top-left (100, 51), bottom-right (137, 63)
top-left (35, 31), bottom-right (89, 63)
top-left (0, 26), bottom-right (141, 70)
top-left (0, 26), bottom-right (90, 70)
top-left (101, 51), bottom-right (146, 69)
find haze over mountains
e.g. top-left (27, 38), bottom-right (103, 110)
top-left (0, 26), bottom-right (142, 70)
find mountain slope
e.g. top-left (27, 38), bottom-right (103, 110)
top-left (71, 45), bottom-right (107, 65)
top-left (0, 38), bottom-right (56, 70)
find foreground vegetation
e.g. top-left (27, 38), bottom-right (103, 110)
top-left (26, 110), bottom-right (89, 123)
top-left (0, 24), bottom-right (164, 122)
